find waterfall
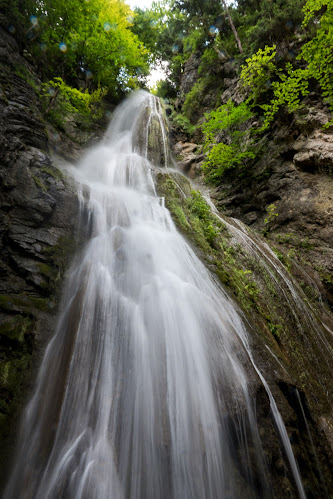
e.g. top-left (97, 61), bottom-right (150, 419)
top-left (5, 91), bottom-right (306, 498)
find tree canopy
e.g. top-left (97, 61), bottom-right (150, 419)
top-left (1, 0), bottom-right (151, 99)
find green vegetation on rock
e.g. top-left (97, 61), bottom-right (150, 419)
top-left (201, 100), bottom-right (256, 183)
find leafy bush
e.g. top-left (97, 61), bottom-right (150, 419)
top-left (240, 45), bottom-right (310, 131)
top-left (240, 1), bottom-right (333, 131)
top-left (300, 0), bottom-right (333, 125)
top-left (200, 100), bottom-right (255, 183)
top-left (170, 112), bottom-right (196, 136)
top-left (41, 77), bottom-right (106, 128)
top-left (240, 45), bottom-right (278, 104)
top-left (182, 79), bottom-right (206, 122)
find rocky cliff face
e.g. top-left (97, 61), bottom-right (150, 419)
top-left (0, 26), bottom-right (82, 483)
top-left (172, 54), bottom-right (333, 312)
top-left (154, 167), bottom-right (333, 498)
top-left (169, 52), bottom-right (333, 496)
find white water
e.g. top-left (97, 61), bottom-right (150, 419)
top-left (5, 91), bottom-right (305, 498)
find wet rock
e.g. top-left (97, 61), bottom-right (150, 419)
top-left (133, 97), bottom-right (171, 167)
top-left (174, 141), bottom-right (205, 178)
top-left (0, 25), bottom-right (80, 481)
top-left (178, 53), bottom-right (201, 104)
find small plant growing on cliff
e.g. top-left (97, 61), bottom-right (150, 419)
top-left (264, 203), bottom-right (278, 225)
top-left (263, 203), bottom-right (278, 235)
top-left (200, 100), bottom-right (255, 183)
top-left (239, 1), bottom-right (333, 130)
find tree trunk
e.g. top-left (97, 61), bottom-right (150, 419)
top-left (221, 0), bottom-right (243, 53)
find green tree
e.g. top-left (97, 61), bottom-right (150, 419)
top-left (18, 0), bottom-right (150, 97)
top-left (130, 6), bottom-right (161, 63)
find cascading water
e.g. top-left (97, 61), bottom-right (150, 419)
top-left (5, 91), bottom-right (306, 498)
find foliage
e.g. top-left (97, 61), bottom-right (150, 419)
top-left (7, 0), bottom-right (150, 98)
top-left (41, 77), bottom-right (106, 127)
top-left (302, 0), bottom-right (330, 25)
top-left (198, 47), bottom-right (221, 77)
top-left (241, 47), bottom-right (310, 130)
top-left (235, 0), bottom-right (305, 56)
top-left (152, 79), bottom-right (177, 99)
top-left (239, 0), bottom-right (333, 130)
top-left (240, 45), bottom-right (278, 103)
top-left (264, 203), bottom-right (278, 225)
top-left (300, 0), bottom-right (333, 124)
top-left (186, 190), bottom-right (220, 243)
top-left (200, 100), bottom-right (255, 183)
top-left (262, 203), bottom-right (278, 236)
top-left (130, 7), bottom-right (160, 64)
top-left (182, 79), bottom-right (206, 121)
top-left (170, 111), bottom-right (196, 135)
top-left (152, 0), bottom-right (306, 99)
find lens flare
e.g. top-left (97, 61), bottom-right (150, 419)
top-left (59, 42), bottom-right (67, 53)
top-left (209, 25), bottom-right (217, 36)
top-left (8, 25), bottom-right (16, 34)
top-left (86, 70), bottom-right (93, 79)
top-left (48, 87), bottom-right (56, 97)
top-left (30, 15), bottom-right (38, 26)
top-left (172, 44), bottom-right (179, 54)
top-left (104, 22), bottom-right (111, 32)
top-left (40, 43), bottom-right (47, 52)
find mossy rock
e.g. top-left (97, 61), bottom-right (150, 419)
top-left (0, 315), bottom-right (33, 343)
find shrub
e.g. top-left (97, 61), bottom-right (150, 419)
top-left (200, 100), bottom-right (255, 183)
top-left (41, 77), bottom-right (106, 127)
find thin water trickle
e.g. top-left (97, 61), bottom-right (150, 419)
top-left (5, 91), bottom-right (304, 498)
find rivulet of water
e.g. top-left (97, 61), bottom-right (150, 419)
top-left (5, 91), bottom-right (304, 498)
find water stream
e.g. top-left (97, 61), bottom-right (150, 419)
top-left (5, 91), bottom-right (306, 498)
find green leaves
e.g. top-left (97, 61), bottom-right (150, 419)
top-left (23, 0), bottom-right (150, 97)
top-left (302, 0), bottom-right (330, 26)
top-left (200, 100), bottom-right (255, 183)
top-left (201, 100), bottom-right (253, 141)
top-left (41, 77), bottom-right (106, 127)
top-left (239, 1), bottom-right (333, 131)
top-left (240, 45), bottom-right (277, 102)
top-left (300, 0), bottom-right (333, 125)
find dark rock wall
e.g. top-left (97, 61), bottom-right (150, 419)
top-left (155, 168), bottom-right (333, 498)
top-left (173, 54), bottom-right (333, 311)
top-left (0, 27), bottom-right (79, 486)
top-left (170, 53), bottom-right (333, 496)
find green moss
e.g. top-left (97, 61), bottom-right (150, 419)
top-left (268, 322), bottom-right (283, 340)
top-left (42, 235), bottom-right (76, 275)
top-left (0, 316), bottom-right (32, 343)
top-left (13, 64), bottom-right (39, 92)
top-left (0, 294), bottom-right (50, 314)
top-left (32, 175), bottom-right (48, 192)
top-left (167, 201), bottom-right (190, 231)
top-left (155, 171), bottom-right (262, 312)
top-left (41, 166), bottom-right (64, 181)
top-left (0, 354), bottom-right (33, 439)
top-left (273, 232), bottom-right (314, 250)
